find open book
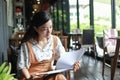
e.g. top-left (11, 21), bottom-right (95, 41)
top-left (35, 48), bottom-right (86, 76)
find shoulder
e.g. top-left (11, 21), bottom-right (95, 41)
top-left (20, 39), bottom-right (35, 48)
top-left (21, 42), bottom-right (27, 47)
top-left (52, 35), bottom-right (58, 38)
top-left (52, 35), bottom-right (60, 39)
top-left (52, 35), bottom-right (60, 42)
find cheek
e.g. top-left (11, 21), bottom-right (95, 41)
top-left (40, 30), bottom-right (48, 35)
top-left (49, 29), bottom-right (53, 32)
top-left (34, 27), bottom-right (40, 33)
top-left (36, 29), bottom-right (43, 35)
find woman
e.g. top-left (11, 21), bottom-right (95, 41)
top-left (17, 11), bottom-right (80, 80)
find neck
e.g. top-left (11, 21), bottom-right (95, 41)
top-left (37, 37), bottom-right (48, 48)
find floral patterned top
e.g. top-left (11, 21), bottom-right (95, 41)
top-left (17, 35), bottom-right (65, 70)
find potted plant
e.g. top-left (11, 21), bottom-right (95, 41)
top-left (0, 62), bottom-right (17, 80)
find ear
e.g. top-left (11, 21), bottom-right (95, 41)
top-left (34, 26), bottom-right (38, 32)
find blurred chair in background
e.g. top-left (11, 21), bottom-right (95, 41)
top-left (59, 36), bottom-right (68, 51)
top-left (102, 29), bottom-right (120, 80)
top-left (96, 36), bottom-right (104, 57)
top-left (52, 30), bottom-right (62, 36)
top-left (80, 29), bottom-right (97, 59)
top-left (102, 38), bottom-right (120, 80)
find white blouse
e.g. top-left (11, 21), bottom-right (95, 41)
top-left (17, 35), bottom-right (65, 70)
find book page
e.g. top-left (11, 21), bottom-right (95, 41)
top-left (34, 48), bottom-right (86, 76)
top-left (56, 48), bottom-right (86, 69)
top-left (35, 69), bottom-right (71, 76)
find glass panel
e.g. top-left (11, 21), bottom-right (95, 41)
top-left (79, 0), bottom-right (90, 31)
top-left (94, 0), bottom-right (111, 37)
top-left (116, 0), bottom-right (120, 30)
top-left (69, 0), bottom-right (77, 32)
top-left (69, 0), bottom-right (90, 33)
top-left (51, 0), bottom-right (70, 34)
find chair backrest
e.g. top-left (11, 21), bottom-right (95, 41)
top-left (103, 29), bottom-right (118, 47)
top-left (9, 32), bottom-right (26, 48)
top-left (15, 32), bottom-right (26, 39)
top-left (15, 32), bottom-right (26, 46)
top-left (52, 30), bottom-right (62, 36)
top-left (113, 38), bottom-right (120, 74)
top-left (59, 36), bottom-right (68, 51)
top-left (82, 29), bottom-right (94, 45)
top-left (96, 36), bottom-right (103, 49)
top-left (115, 38), bottom-right (120, 57)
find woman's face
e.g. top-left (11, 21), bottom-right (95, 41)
top-left (34, 20), bottom-right (53, 38)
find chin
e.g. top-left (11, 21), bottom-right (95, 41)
top-left (46, 34), bottom-right (51, 38)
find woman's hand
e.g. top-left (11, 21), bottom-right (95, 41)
top-left (26, 75), bottom-right (33, 80)
top-left (22, 68), bottom-right (31, 79)
top-left (73, 61), bottom-right (80, 72)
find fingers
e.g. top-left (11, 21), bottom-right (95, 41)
top-left (73, 61), bottom-right (80, 72)
top-left (52, 50), bottom-right (56, 55)
top-left (33, 73), bottom-right (47, 79)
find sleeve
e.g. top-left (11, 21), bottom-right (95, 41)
top-left (56, 36), bottom-right (66, 55)
top-left (17, 43), bottom-right (30, 70)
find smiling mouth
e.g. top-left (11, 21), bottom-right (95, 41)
top-left (46, 34), bottom-right (51, 38)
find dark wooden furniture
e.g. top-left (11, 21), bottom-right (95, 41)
top-left (66, 33), bottom-right (82, 50)
top-left (59, 36), bottom-right (68, 51)
top-left (102, 37), bottom-right (120, 80)
top-left (80, 29), bottom-right (97, 59)
top-left (9, 31), bottom-right (26, 47)
top-left (52, 30), bottom-right (62, 36)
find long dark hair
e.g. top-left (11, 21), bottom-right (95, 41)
top-left (20, 11), bottom-right (51, 46)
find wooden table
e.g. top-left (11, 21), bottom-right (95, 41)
top-left (66, 32), bottom-right (83, 50)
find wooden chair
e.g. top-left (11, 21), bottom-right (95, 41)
top-left (102, 38), bottom-right (120, 80)
top-left (59, 36), bottom-right (68, 51)
top-left (52, 30), bottom-right (62, 36)
top-left (71, 33), bottom-right (82, 50)
top-left (102, 29), bottom-right (120, 80)
top-left (96, 36), bottom-right (104, 57)
top-left (9, 32), bottom-right (26, 48)
top-left (15, 32), bottom-right (26, 39)
top-left (67, 29), bottom-right (81, 50)
top-left (80, 29), bottom-right (97, 58)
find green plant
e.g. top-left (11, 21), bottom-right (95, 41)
top-left (0, 62), bottom-right (17, 80)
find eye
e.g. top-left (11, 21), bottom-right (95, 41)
top-left (42, 28), bottom-right (47, 31)
top-left (49, 26), bottom-right (52, 29)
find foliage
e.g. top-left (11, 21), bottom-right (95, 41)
top-left (70, 20), bottom-right (108, 37)
top-left (0, 62), bottom-right (17, 80)
top-left (70, 0), bottom-right (120, 37)
top-left (53, 9), bottom-right (68, 31)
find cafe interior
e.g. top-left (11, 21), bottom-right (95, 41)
top-left (0, 0), bottom-right (120, 80)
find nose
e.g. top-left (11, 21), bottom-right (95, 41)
top-left (47, 28), bottom-right (51, 33)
